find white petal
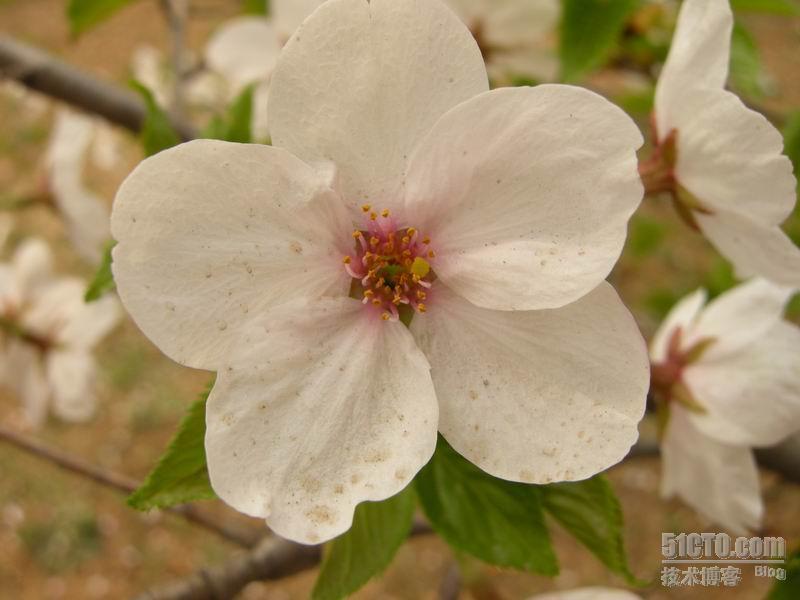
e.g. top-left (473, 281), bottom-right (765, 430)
top-left (205, 297), bottom-right (438, 544)
top-left (11, 238), bottom-right (53, 301)
top-left (131, 45), bottom-right (171, 107)
top-left (268, 0), bottom-right (488, 210)
top-left (671, 89), bottom-right (796, 227)
top-left (111, 140), bottom-right (351, 370)
top-left (649, 288), bottom-right (707, 363)
top-left (696, 210), bottom-right (800, 288)
top-left (251, 81), bottom-right (270, 141)
top-left (530, 588), bottom-right (641, 600)
top-left (686, 320), bottom-right (800, 447)
top-left (4, 339), bottom-right (50, 428)
top-left (687, 278), bottom-right (794, 359)
top-left (410, 282), bottom-right (649, 484)
top-left (46, 350), bottom-right (97, 422)
top-left (661, 406), bottom-right (762, 535)
top-left (271, 0), bottom-right (326, 42)
top-left (205, 17), bottom-right (279, 91)
top-left (655, 0), bottom-right (732, 137)
top-left (404, 85), bottom-right (643, 310)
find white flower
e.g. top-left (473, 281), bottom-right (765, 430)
top-left (0, 239), bottom-right (120, 426)
top-left (650, 279), bottom-right (800, 533)
top-left (645, 0), bottom-right (800, 287)
top-left (111, 0), bottom-right (649, 544)
top-left (445, 0), bottom-right (560, 84)
top-left (45, 109), bottom-right (115, 264)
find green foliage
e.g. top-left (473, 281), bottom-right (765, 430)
top-left (130, 80), bottom-right (181, 157)
top-left (731, 0), bottom-right (800, 15)
top-left (644, 287), bottom-right (683, 320)
top-left (127, 383), bottom-right (216, 510)
top-left (312, 486), bottom-right (416, 600)
top-left (703, 258), bottom-right (737, 299)
top-left (628, 215), bottom-right (666, 258)
top-left (67, 0), bottom-right (140, 36)
top-left (559, 0), bottom-right (641, 81)
top-left (19, 512), bottom-right (102, 572)
top-left (767, 547), bottom-right (800, 598)
top-left (203, 84), bottom-right (256, 143)
top-left (730, 22), bottom-right (770, 99)
top-left (415, 436), bottom-right (558, 574)
top-left (541, 475), bottom-right (639, 584)
top-left (783, 111), bottom-right (800, 176)
top-left (243, 0), bottom-right (268, 15)
top-left (84, 240), bottom-right (116, 302)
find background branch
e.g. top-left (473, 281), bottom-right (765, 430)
top-left (0, 423), bottom-right (258, 548)
top-left (0, 34), bottom-right (197, 140)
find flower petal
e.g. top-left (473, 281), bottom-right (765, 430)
top-left (661, 406), bottom-right (762, 535)
top-left (671, 89), bottom-right (796, 227)
top-left (404, 85), bottom-right (643, 310)
top-left (46, 350), bottom-right (97, 422)
top-left (655, 0), bottom-right (732, 137)
top-left (649, 288), bottom-right (707, 364)
top-left (696, 210), bottom-right (800, 288)
top-left (204, 17), bottom-right (279, 90)
top-left (268, 0), bottom-right (488, 211)
top-left (4, 339), bottom-right (50, 428)
top-left (11, 238), bottom-right (52, 300)
top-left (530, 588), bottom-right (641, 600)
top-left (205, 297), bottom-right (438, 544)
top-left (686, 278), bottom-right (794, 359)
top-left (686, 320), bottom-right (800, 447)
top-left (271, 0), bottom-right (325, 42)
top-left (410, 282), bottom-right (649, 484)
top-left (111, 140), bottom-right (351, 370)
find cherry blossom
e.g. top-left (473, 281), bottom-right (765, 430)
top-left (642, 0), bottom-right (800, 287)
top-left (529, 589), bottom-right (640, 600)
top-left (0, 239), bottom-right (120, 426)
top-left (650, 279), bottom-right (800, 533)
top-left (45, 109), bottom-right (116, 264)
top-left (111, 0), bottom-right (649, 544)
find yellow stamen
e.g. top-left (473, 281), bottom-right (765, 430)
top-left (372, 299), bottom-right (382, 307)
top-left (352, 230), bottom-right (362, 239)
top-left (381, 312), bottom-right (391, 321)
top-left (363, 290), bottom-right (374, 298)
top-left (381, 208), bottom-right (390, 218)
top-left (370, 236), bottom-right (380, 247)
top-left (417, 303), bottom-right (427, 313)
top-left (422, 236), bottom-right (430, 244)
top-left (427, 250), bottom-right (436, 259)
top-left (369, 211), bottom-right (378, 221)
top-left (361, 203), bottom-right (372, 213)
top-left (411, 257), bottom-right (430, 278)
top-left (342, 256), bottom-right (351, 264)
top-left (406, 227), bottom-right (416, 236)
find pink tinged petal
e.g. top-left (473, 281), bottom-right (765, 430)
top-left (695, 210), bottom-right (800, 288)
top-left (46, 350), bottom-right (97, 422)
top-left (685, 320), bottom-right (800, 448)
top-left (655, 0), bottom-right (732, 137)
top-left (661, 406), bottom-right (762, 535)
top-left (111, 140), bottom-right (352, 371)
top-left (205, 298), bottom-right (438, 544)
top-left (410, 282), bottom-right (649, 484)
top-left (404, 85), bottom-right (643, 311)
top-left (687, 278), bottom-right (794, 359)
top-left (268, 0), bottom-right (489, 212)
top-left (671, 89), bottom-right (796, 227)
top-left (204, 17), bottom-right (280, 91)
top-left (649, 288), bottom-right (707, 364)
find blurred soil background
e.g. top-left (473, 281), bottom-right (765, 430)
top-left (1, 0), bottom-right (799, 598)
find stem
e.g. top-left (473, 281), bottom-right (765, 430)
top-left (159, 0), bottom-right (190, 116)
top-left (0, 34), bottom-right (197, 140)
top-left (0, 423), bottom-right (258, 548)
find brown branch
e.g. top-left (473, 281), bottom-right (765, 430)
top-left (136, 518), bottom-right (434, 600)
top-left (438, 562), bottom-right (462, 600)
top-left (0, 34), bottom-right (197, 140)
top-left (0, 423), bottom-right (258, 548)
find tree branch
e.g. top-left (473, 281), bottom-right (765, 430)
top-left (0, 423), bottom-right (258, 548)
top-left (0, 34), bottom-right (197, 140)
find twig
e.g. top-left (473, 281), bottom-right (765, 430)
top-left (439, 562), bottom-right (462, 600)
top-left (0, 34), bottom-right (197, 140)
top-left (0, 423), bottom-right (258, 548)
top-left (159, 0), bottom-right (190, 116)
top-left (137, 518), bottom-right (434, 600)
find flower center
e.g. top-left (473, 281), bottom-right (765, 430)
top-left (342, 206), bottom-right (436, 322)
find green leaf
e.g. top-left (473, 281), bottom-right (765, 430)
top-left (312, 486), bottom-right (415, 600)
top-left (731, 0), bottom-right (800, 15)
top-left (203, 84), bottom-right (256, 143)
top-left (559, 0), bottom-right (641, 81)
top-left (783, 111), bottom-right (800, 176)
top-left (730, 22), bottom-right (770, 99)
top-left (703, 258), bottom-right (737, 299)
top-left (67, 0), bottom-right (139, 36)
top-left (415, 436), bottom-right (558, 575)
top-left (127, 383), bottom-right (216, 510)
top-left (627, 215), bottom-right (666, 258)
top-left (84, 240), bottom-right (116, 302)
top-left (767, 546), bottom-right (800, 599)
top-left (130, 80), bottom-right (181, 157)
top-left (541, 475), bottom-right (638, 584)
top-left (243, 0), bottom-right (268, 15)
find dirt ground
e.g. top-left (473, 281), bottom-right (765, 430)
top-left (1, 0), bottom-right (799, 598)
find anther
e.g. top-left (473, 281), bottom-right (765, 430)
top-left (361, 204), bottom-right (371, 212)
top-left (422, 236), bottom-right (430, 244)
top-left (381, 312), bottom-right (391, 321)
top-left (342, 256), bottom-right (351, 264)
top-left (381, 208), bottom-right (390, 218)
top-left (417, 303), bottom-right (427, 313)
top-left (369, 212), bottom-right (378, 220)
